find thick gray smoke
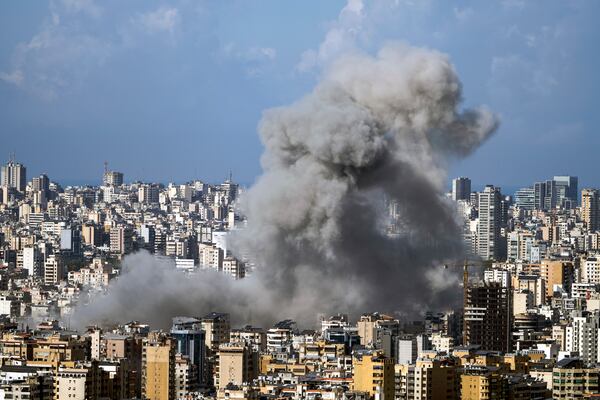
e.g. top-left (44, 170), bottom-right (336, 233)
top-left (72, 43), bottom-right (498, 329)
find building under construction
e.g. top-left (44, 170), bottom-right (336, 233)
top-left (464, 282), bottom-right (512, 353)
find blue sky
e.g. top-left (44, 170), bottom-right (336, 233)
top-left (0, 0), bottom-right (598, 189)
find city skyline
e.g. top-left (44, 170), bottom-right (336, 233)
top-left (1, 1), bottom-right (599, 186)
top-left (1, 2), bottom-right (600, 398)
top-left (0, 155), bottom-right (594, 199)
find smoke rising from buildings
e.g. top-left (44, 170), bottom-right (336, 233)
top-left (72, 42), bottom-right (498, 329)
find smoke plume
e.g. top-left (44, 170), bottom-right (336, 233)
top-left (72, 42), bottom-right (498, 329)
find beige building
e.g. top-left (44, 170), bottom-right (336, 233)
top-left (175, 354), bottom-right (193, 399)
top-left (81, 223), bottom-right (99, 246)
top-left (110, 226), bottom-right (133, 255)
top-left (460, 366), bottom-right (507, 400)
top-left (222, 257), bottom-right (245, 279)
top-left (357, 313), bottom-right (398, 348)
top-left (540, 260), bottom-right (574, 299)
top-left (514, 274), bottom-right (546, 306)
top-left (230, 326), bottom-right (266, 352)
top-left (54, 362), bottom-right (104, 400)
top-left (395, 358), bottom-right (457, 400)
top-left (43, 255), bottom-right (63, 285)
top-left (352, 351), bottom-right (395, 399)
top-left (202, 312), bottom-right (231, 354)
top-left (552, 358), bottom-right (599, 399)
top-left (142, 333), bottom-right (175, 400)
top-left (32, 334), bottom-right (89, 363)
top-left (217, 344), bottom-right (258, 389)
top-left (582, 188), bottom-right (600, 232)
top-left (55, 367), bottom-right (89, 400)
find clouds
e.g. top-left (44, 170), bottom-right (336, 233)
top-left (135, 6), bottom-right (180, 35)
top-left (0, 11), bottom-right (111, 100)
top-left (490, 54), bottom-right (557, 99)
top-left (0, 70), bottom-right (23, 86)
top-left (59, 0), bottom-right (102, 18)
top-left (222, 43), bottom-right (277, 62)
top-left (221, 43), bottom-right (277, 77)
top-left (0, 0), bottom-right (598, 186)
top-left (489, 20), bottom-right (573, 103)
top-left (297, 0), bottom-right (366, 72)
top-left (0, 1), bottom-right (270, 100)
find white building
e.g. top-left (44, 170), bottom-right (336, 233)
top-left (477, 186), bottom-right (502, 260)
top-left (582, 256), bottom-right (600, 284)
top-left (484, 269), bottom-right (511, 288)
top-left (565, 313), bottom-right (600, 365)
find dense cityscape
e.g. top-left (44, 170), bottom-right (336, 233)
top-left (0, 157), bottom-right (597, 399)
top-left (2, 0), bottom-right (600, 399)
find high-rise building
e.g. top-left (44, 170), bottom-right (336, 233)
top-left (103, 170), bottom-right (124, 186)
top-left (55, 363), bottom-right (104, 399)
top-left (221, 176), bottom-right (239, 203)
top-left (44, 254), bottom-right (64, 285)
top-left (544, 179), bottom-right (558, 210)
top-left (22, 247), bottom-right (42, 277)
top-left (582, 188), bottom-right (600, 232)
top-left (477, 186), bottom-right (502, 260)
top-left (565, 312), bottom-right (600, 365)
top-left (452, 177), bottom-right (471, 202)
top-left (139, 184), bottom-right (160, 204)
top-left (174, 354), bottom-right (193, 399)
top-left (142, 333), bottom-right (176, 400)
top-left (201, 312), bottom-right (231, 388)
top-left (140, 225), bottom-right (156, 252)
top-left (554, 175), bottom-right (578, 207)
top-left (222, 257), bottom-right (245, 279)
top-left (582, 256), bottom-right (600, 284)
top-left (540, 260), bottom-right (574, 299)
top-left (1, 159), bottom-right (26, 193)
top-left (170, 317), bottom-right (205, 388)
top-left (396, 334), bottom-right (431, 365)
top-left (60, 228), bottom-right (81, 254)
top-left (533, 181), bottom-right (546, 210)
top-left (483, 268), bottom-right (511, 288)
top-left (202, 313), bottom-right (231, 354)
top-left (110, 227), bottom-right (133, 255)
top-left (81, 224), bottom-right (100, 247)
top-left (31, 174), bottom-right (49, 194)
top-left (514, 187), bottom-right (535, 210)
top-left (464, 282), bottom-right (512, 352)
top-left (199, 243), bottom-right (223, 270)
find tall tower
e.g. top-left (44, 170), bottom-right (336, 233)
top-left (554, 175), bottom-right (578, 207)
top-left (582, 188), bottom-right (600, 232)
top-left (452, 177), bottom-right (471, 202)
top-left (464, 282), bottom-right (512, 352)
top-left (533, 181), bottom-right (546, 210)
top-left (142, 333), bottom-right (176, 400)
top-left (477, 185), bottom-right (501, 260)
top-left (1, 157), bottom-right (27, 192)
